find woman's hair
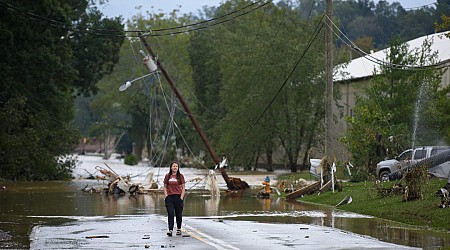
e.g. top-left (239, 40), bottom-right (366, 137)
top-left (165, 161), bottom-right (182, 184)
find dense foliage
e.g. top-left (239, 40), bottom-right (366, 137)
top-left (0, 1), bottom-right (124, 180)
top-left (75, 0), bottom-right (450, 175)
top-left (342, 37), bottom-right (448, 181)
top-left (197, 1), bottom-right (327, 172)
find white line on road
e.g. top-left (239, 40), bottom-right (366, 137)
top-left (159, 216), bottom-right (240, 250)
top-left (182, 224), bottom-right (241, 250)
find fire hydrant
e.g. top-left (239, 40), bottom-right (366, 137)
top-left (262, 176), bottom-right (271, 195)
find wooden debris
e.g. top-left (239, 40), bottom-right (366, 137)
top-left (82, 163), bottom-right (158, 196)
top-left (318, 180), bottom-right (332, 195)
top-left (286, 181), bottom-right (321, 200)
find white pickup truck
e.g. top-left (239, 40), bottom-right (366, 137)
top-left (376, 146), bottom-right (450, 181)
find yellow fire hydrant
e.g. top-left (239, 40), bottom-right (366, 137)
top-left (262, 176), bottom-right (271, 195)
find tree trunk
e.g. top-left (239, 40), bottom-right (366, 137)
top-left (288, 154), bottom-right (297, 173)
top-left (253, 146), bottom-right (260, 171)
top-left (266, 146), bottom-right (274, 172)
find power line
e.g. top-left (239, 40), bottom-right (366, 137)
top-left (224, 1), bottom-right (320, 155)
top-left (0, 0), bottom-right (271, 37)
top-left (229, 15), bottom-right (326, 155)
top-left (404, 2), bottom-right (437, 10)
top-left (325, 14), bottom-right (448, 71)
top-left (138, 1), bottom-right (271, 37)
top-left (127, 1), bottom-right (266, 33)
top-left (326, 12), bottom-right (446, 147)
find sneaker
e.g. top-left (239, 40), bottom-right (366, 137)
top-left (167, 230), bottom-right (173, 236)
top-left (176, 229), bottom-right (181, 235)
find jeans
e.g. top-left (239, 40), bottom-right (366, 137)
top-left (165, 194), bottom-right (184, 230)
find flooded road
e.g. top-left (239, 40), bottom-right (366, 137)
top-left (1, 155), bottom-right (449, 249)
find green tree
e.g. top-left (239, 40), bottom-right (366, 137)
top-left (434, 13), bottom-right (450, 144)
top-left (90, 10), bottom-right (197, 167)
top-left (343, 36), bottom-right (446, 181)
top-left (198, 1), bottom-right (327, 172)
top-left (435, 12), bottom-right (450, 38)
top-left (333, 0), bottom-right (436, 49)
top-left (433, 0), bottom-right (450, 32)
top-left (0, 1), bottom-right (123, 180)
top-left (189, 26), bottom-right (224, 160)
top-left (397, 7), bottom-right (434, 41)
top-left (188, 0), bottom-right (280, 169)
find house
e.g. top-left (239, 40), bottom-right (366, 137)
top-left (332, 32), bottom-right (450, 162)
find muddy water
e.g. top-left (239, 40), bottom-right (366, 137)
top-left (0, 180), bottom-right (449, 249)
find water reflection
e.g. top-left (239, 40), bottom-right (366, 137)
top-left (204, 195), bottom-right (220, 216)
top-left (0, 180), bottom-right (449, 249)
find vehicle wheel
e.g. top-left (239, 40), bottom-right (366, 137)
top-left (379, 170), bottom-right (390, 182)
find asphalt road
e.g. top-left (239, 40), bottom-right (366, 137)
top-left (30, 214), bottom-right (419, 250)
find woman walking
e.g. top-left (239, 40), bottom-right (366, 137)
top-left (163, 161), bottom-right (186, 236)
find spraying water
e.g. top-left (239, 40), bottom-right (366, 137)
top-left (411, 80), bottom-right (428, 148)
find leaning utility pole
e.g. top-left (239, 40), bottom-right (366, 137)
top-left (137, 33), bottom-right (248, 190)
top-left (325, 0), bottom-right (334, 160)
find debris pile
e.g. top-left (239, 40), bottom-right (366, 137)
top-left (375, 180), bottom-right (404, 197)
top-left (436, 187), bottom-right (449, 208)
top-left (277, 178), bottom-right (310, 193)
top-left (436, 175), bottom-right (450, 208)
top-left (81, 163), bottom-right (158, 195)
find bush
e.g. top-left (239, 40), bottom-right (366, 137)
top-left (124, 154), bottom-right (138, 165)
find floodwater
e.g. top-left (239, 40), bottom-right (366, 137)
top-left (1, 155), bottom-right (449, 249)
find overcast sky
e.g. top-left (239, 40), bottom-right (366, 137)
top-left (99, 0), bottom-right (437, 20)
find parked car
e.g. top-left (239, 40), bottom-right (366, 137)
top-left (376, 146), bottom-right (450, 181)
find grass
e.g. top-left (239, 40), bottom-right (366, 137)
top-left (276, 172), bottom-right (450, 232)
top-left (275, 171), bottom-right (314, 181)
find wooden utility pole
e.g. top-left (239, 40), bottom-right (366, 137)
top-left (137, 33), bottom-right (248, 190)
top-left (325, 0), bottom-right (334, 160)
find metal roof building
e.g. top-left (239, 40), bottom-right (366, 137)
top-left (332, 32), bottom-right (450, 161)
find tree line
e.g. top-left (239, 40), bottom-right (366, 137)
top-left (87, 0), bottom-right (450, 177)
top-left (0, 1), bottom-right (124, 180)
top-left (1, 0), bottom-right (449, 181)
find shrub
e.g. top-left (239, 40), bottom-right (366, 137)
top-left (124, 154), bottom-right (138, 165)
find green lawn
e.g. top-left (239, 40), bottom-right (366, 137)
top-left (277, 173), bottom-right (450, 231)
